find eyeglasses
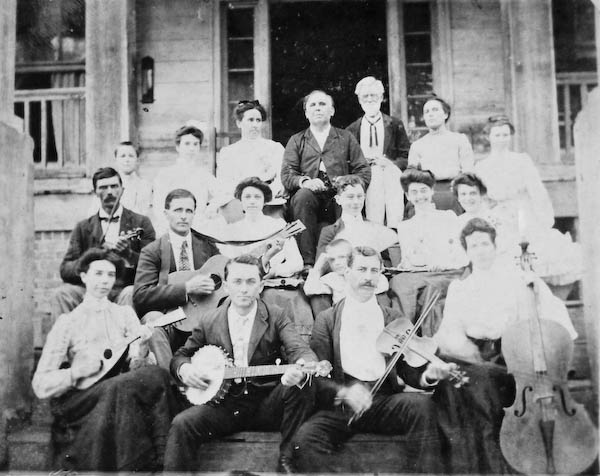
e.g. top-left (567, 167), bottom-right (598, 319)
top-left (238, 99), bottom-right (260, 107)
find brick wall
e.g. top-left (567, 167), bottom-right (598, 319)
top-left (33, 230), bottom-right (70, 348)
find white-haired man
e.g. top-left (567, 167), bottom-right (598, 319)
top-left (346, 77), bottom-right (410, 228)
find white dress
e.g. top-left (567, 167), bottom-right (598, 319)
top-left (217, 138), bottom-right (285, 197)
top-left (475, 152), bottom-right (582, 285)
top-left (397, 206), bottom-right (468, 270)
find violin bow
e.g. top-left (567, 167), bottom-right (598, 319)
top-left (348, 290), bottom-right (441, 425)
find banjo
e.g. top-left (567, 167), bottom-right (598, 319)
top-left (185, 345), bottom-right (332, 405)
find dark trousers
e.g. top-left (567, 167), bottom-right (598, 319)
top-left (164, 381), bottom-right (317, 471)
top-left (292, 390), bottom-right (443, 473)
top-left (289, 188), bottom-right (339, 265)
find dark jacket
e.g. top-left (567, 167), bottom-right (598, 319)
top-left (60, 207), bottom-right (155, 290)
top-left (311, 299), bottom-right (427, 401)
top-left (132, 229), bottom-right (220, 316)
top-left (346, 113), bottom-right (411, 170)
top-left (171, 298), bottom-right (317, 390)
top-left (316, 218), bottom-right (345, 260)
top-left (281, 126), bottom-right (371, 193)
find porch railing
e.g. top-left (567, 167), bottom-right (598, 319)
top-left (14, 87), bottom-right (86, 176)
top-left (556, 71), bottom-right (597, 161)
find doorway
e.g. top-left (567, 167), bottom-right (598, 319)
top-left (270, 1), bottom-right (388, 144)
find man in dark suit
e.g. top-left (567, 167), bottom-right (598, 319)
top-left (346, 76), bottom-right (411, 228)
top-left (291, 246), bottom-right (455, 473)
top-left (281, 90), bottom-right (371, 266)
top-left (164, 254), bottom-right (319, 473)
top-left (133, 188), bottom-right (221, 369)
top-left (53, 167), bottom-right (155, 320)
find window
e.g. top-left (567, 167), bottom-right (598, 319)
top-left (403, 1), bottom-right (434, 138)
top-left (14, 0), bottom-right (85, 175)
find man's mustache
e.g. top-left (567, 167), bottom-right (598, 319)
top-left (359, 280), bottom-right (376, 288)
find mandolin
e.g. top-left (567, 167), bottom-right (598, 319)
top-left (185, 345), bottom-right (332, 405)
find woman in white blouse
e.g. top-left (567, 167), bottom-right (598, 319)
top-left (408, 96), bottom-right (474, 213)
top-left (432, 217), bottom-right (577, 474)
top-left (217, 177), bottom-right (303, 278)
top-left (217, 100), bottom-right (285, 198)
top-left (474, 115), bottom-right (582, 288)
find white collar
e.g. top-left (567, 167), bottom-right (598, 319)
top-left (310, 124), bottom-right (331, 138)
top-left (345, 293), bottom-right (378, 309)
top-left (341, 213), bottom-right (363, 224)
top-left (169, 229), bottom-right (191, 245)
top-left (228, 300), bottom-right (258, 321)
top-left (363, 112), bottom-right (383, 124)
top-left (81, 294), bottom-right (110, 311)
top-left (98, 204), bottom-right (124, 218)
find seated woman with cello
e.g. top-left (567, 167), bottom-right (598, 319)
top-left (32, 248), bottom-right (181, 472)
top-left (432, 218), bottom-right (594, 474)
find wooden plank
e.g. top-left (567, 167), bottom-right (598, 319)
top-left (40, 100), bottom-right (47, 168)
top-left (0, 0), bottom-right (16, 124)
top-left (431, 0), bottom-right (454, 104)
top-left (53, 100), bottom-right (64, 167)
top-left (138, 39), bottom-right (213, 62)
top-left (386, 0), bottom-right (405, 122)
top-left (154, 60), bottom-right (212, 84)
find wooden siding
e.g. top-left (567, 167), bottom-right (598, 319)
top-left (447, 0), bottom-right (506, 130)
top-left (136, 0), bottom-right (215, 173)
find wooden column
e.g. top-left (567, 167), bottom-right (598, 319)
top-left (501, 0), bottom-right (560, 162)
top-left (574, 86), bottom-right (600, 401)
top-left (85, 0), bottom-right (137, 174)
top-left (0, 0), bottom-right (35, 465)
top-left (386, 0), bottom-right (405, 122)
top-left (254, 0), bottom-right (271, 138)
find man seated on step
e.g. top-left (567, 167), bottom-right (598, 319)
top-left (133, 188), bottom-right (222, 369)
top-left (33, 247), bottom-right (180, 473)
top-left (164, 254), bottom-right (320, 473)
top-left (291, 246), bottom-right (456, 473)
top-left (53, 167), bottom-right (155, 320)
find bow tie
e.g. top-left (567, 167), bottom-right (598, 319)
top-left (100, 216), bottom-right (120, 222)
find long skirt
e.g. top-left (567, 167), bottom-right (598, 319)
top-left (49, 366), bottom-right (182, 472)
top-left (433, 361), bottom-right (516, 474)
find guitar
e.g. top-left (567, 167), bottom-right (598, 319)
top-left (185, 345), bottom-right (333, 405)
top-left (167, 254), bottom-right (231, 332)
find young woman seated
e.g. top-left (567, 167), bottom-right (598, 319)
top-left (432, 218), bottom-right (577, 474)
top-left (217, 176), bottom-right (303, 279)
top-left (32, 248), bottom-right (180, 472)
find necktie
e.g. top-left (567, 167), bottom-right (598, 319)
top-left (179, 240), bottom-right (191, 271)
top-left (367, 116), bottom-right (381, 148)
top-left (100, 215), bottom-right (120, 223)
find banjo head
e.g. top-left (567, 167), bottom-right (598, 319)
top-left (185, 345), bottom-right (230, 405)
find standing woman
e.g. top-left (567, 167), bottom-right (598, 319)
top-left (408, 96), bottom-right (474, 213)
top-left (217, 100), bottom-right (285, 198)
top-left (475, 115), bottom-right (582, 289)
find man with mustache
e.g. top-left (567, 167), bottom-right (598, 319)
top-left (53, 167), bottom-right (155, 318)
top-left (281, 90), bottom-right (371, 267)
top-left (291, 246), bottom-right (455, 473)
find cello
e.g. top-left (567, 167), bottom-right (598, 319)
top-left (499, 242), bottom-right (598, 475)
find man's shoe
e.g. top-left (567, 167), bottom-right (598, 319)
top-left (277, 455), bottom-right (295, 474)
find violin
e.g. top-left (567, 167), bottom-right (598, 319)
top-left (348, 291), bottom-right (468, 425)
top-left (499, 242), bottom-right (598, 475)
top-left (376, 320), bottom-right (469, 388)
